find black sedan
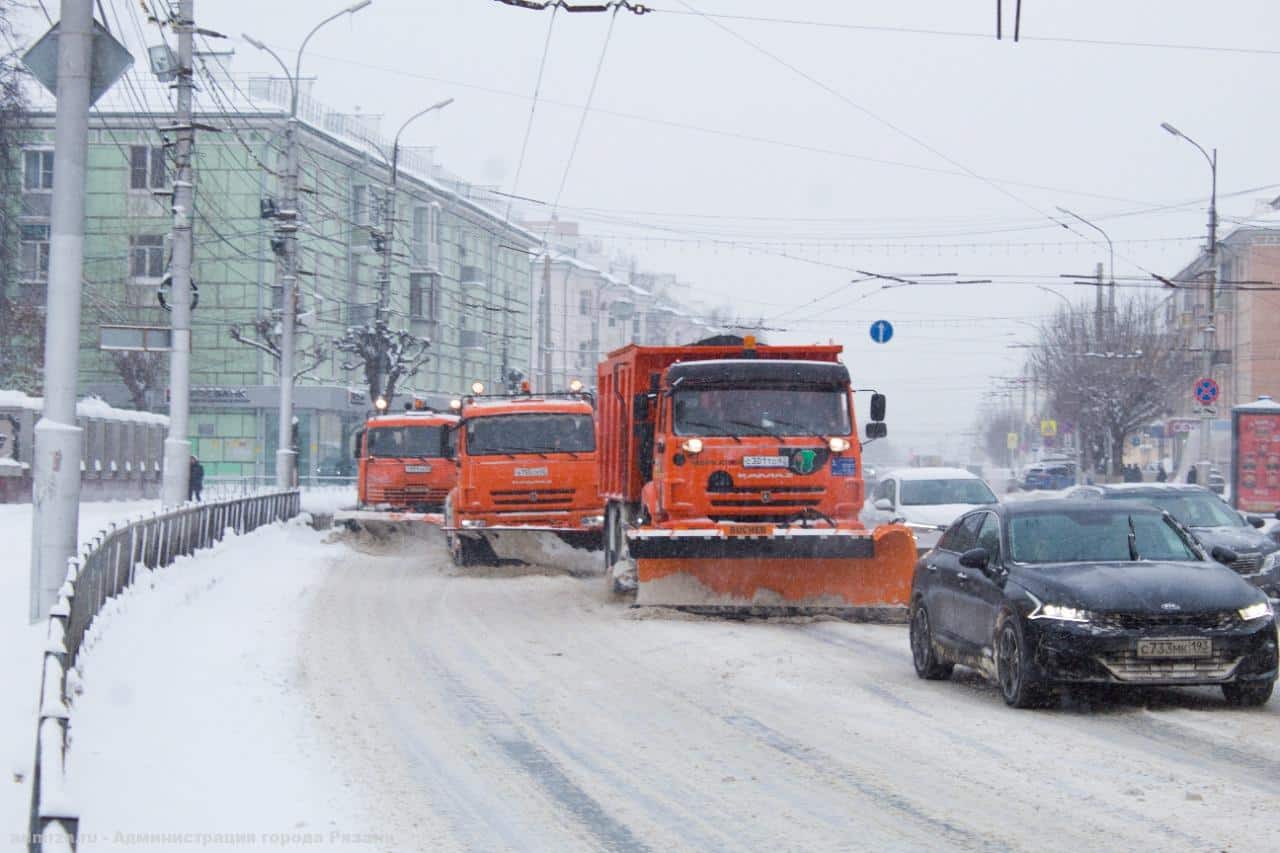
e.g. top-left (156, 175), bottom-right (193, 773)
top-left (908, 500), bottom-right (1278, 708)
top-left (1066, 483), bottom-right (1280, 596)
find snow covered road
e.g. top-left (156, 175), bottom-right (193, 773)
top-left (298, 528), bottom-right (1280, 852)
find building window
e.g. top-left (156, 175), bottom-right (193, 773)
top-left (353, 185), bottom-right (384, 227)
top-left (129, 145), bottom-right (166, 190)
top-left (129, 234), bottom-right (165, 280)
top-left (24, 150), bottom-right (54, 191)
top-left (579, 289), bottom-right (591, 316)
top-left (631, 315), bottom-right (641, 338)
top-left (577, 341), bottom-right (591, 368)
top-left (410, 272), bottom-right (440, 322)
top-left (20, 223), bottom-right (50, 281)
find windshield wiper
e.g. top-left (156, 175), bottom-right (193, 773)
top-left (499, 446), bottom-right (551, 458)
top-left (679, 420), bottom-right (741, 443)
top-left (1128, 515), bottom-right (1141, 561)
top-left (728, 419), bottom-right (785, 442)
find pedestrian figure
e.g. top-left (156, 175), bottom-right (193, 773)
top-left (189, 455), bottom-right (204, 501)
top-left (1186, 466), bottom-right (1198, 485)
top-left (1156, 464), bottom-right (1167, 483)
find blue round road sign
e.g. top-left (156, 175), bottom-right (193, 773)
top-left (870, 320), bottom-right (894, 344)
top-left (1193, 377), bottom-right (1219, 405)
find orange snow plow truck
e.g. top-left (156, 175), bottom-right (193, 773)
top-left (334, 407), bottom-right (458, 535)
top-left (597, 336), bottom-right (916, 618)
top-left (443, 386), bottom-right (603, 568)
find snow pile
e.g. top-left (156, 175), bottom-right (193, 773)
top-left (66, 518), bottom-right (377, 850)
top-left (300, 486), bottom-right (357, 516)
top-left (0, 500), bottom-right (158, 840)
top-left (0, 391), bottom-right (168, 426)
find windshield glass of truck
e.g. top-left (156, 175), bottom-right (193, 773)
top-left (672, 388), bottom-right (850, 437)
top-left (466, 413), bottom-right (595, 455)
top-left (900, 479), bottom-right (996, 506)
top-left (367, 426), bottom-right (445, 458)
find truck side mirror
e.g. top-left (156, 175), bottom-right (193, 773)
top-left (633, 393), bottom-right (651, 421)
top-left (352, 429), bottom-right (364, 460)
top-left (870, 393), bottom-right (886, 422)
top-left (865, 422), bottom-right (887, 439)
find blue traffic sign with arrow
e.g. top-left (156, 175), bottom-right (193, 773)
top-left (870, 320), bottom-right (894, 344)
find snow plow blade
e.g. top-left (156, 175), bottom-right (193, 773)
top-left (446, 526), bottom-right (603, 574)
top-left (333, 508), bottom-right (443, 539)
top-left (629, 523), bottom-right (916, 619)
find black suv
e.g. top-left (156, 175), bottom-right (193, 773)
top-left (1065, 484), bottom-right (1279, 597)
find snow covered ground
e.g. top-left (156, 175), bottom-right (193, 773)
top-left (9, 504), bottom-right (1280, 850)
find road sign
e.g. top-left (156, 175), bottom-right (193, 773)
top-left (1006, 432), bottom-right (1019, 450)
top-left (23, 19), bottom-right (133, 106)
top-left (870, 320), bottom-right (894, 344)
top-left (1040, 418), bottom-right (1058, 438)
top-left (1193, 377), bottom-right (1219, 405)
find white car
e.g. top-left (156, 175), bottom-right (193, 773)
top-left (861, 466), bottom-right (999, 552)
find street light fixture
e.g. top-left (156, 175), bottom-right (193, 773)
top-left (243, 0), bottom-right (373, 488)
top-left (1160, 120), bottom-right (1219, 486)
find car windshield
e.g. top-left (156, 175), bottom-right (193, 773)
top-left (899, 478), bottom-right (996, 506)
top-left (1105, 491), bottom-right (1245, 528)
top-left (673, 388), bottom-right (850, 437)
top-left (367, 425), bottom-right (446, 458)
top-left (1009, 509), bottom-right (1199, 563)
top-left (466, 413), bottom-right (595, 456)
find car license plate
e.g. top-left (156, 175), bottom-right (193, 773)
top-left (1136, 638), bottom-right (1212, 659)
top-left (404, 464), bottom-right (431, 473)
top-left (724, 523), bottom-right (774, 537)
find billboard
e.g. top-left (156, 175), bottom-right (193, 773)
top-left (1231, 398), bottom-right (1280, 512)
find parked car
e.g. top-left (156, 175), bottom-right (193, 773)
top-left (1065, 484), bottom-right (1280, 597)
top-left (908, 499), bottom-right (1277, 708)
top-left (862, 467), bottom-right (998, 552)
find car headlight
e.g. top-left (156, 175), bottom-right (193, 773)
top-left (1262, 551), bottom-right (1278, 572)
top-left (681, 438), bottom-right (703, 454)
top-left (1238, 600), bottom-right (1273, 622)
top-left (828, 436), bottom-right (851, 452)
top-left (1026, 592), bottom-right (1092, 623)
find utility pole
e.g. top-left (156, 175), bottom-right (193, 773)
top-left (30, 0), bottom-right (93, 621)
top-left (545, 251), bottom-right (555, 386)
top-left (161, 0), bottom-right (195, 507)
top-left (1093, 261), bottom-right (1104, 342)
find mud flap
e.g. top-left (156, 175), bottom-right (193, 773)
top-left (630, 524), bottom-right (916, 617)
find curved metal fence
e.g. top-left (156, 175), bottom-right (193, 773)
top-left (26, 490), bottom-right (301, 853)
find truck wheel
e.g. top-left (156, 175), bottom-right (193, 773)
top-left (1222, 680), bottom-right (1274, 707)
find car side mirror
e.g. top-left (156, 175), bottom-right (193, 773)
top-left (958, 547), bottom-right (990, 569)
top-left (874, 497), bottom-right (893, 511)
top-left (1210, 545), bottom-right (1239, 565)
top-left (1246, 514), bottom-right (1265, 529)
top-left (869, 392), bottom-right (886, 422)
top-left (865, 422), bottom-right (887, 439)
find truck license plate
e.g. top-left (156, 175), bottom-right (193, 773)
top-left (1136, 638), bottom-right (1212, 659)
top-left (404, 465), bottom-right (431, 473)
top-left (724, 523), bottom-right (774, 537)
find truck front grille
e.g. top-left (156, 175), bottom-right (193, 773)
top-left (491, 488), bottom-right (575, 509)
top-left (367, 486), bottom-right (449, 506)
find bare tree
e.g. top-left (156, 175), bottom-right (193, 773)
top-left (0, 7), bottom-right (36, 392)
top-left (229, 318), bottom-right (328, 381)
top-left (1030, 296), bottom-right (1193, 477)
top-left (332, 318), bottom-right (431, 407)
top-left (979, 406), bottom-right (1023, 467)
top-left (109, 351), bottom-right (167, 410)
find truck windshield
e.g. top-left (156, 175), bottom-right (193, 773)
top-left (466, 413), bottom-right (595, 456)
top-left (673, 388), bottom-right (850, 437)
top-left (367, 426), bottom-right (446, 458)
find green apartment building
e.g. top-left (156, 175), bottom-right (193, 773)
top-left (17, 76), bottom-right (537, 478)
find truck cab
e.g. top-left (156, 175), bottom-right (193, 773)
top-left (445, 389), bottom-right (604, 565)
top-left (353, 411), bottom-right (458, 512)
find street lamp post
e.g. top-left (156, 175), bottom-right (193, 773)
top-left (1056, 206), bottom-right (1115, 331)
top-left (375, 98), bottom-right (454, 397)
top-left (1161, 121), bottom-right (1218, 487)
top-left (244, 0), bottom-right (371, 489)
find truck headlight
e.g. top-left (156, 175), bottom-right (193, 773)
top-left (460, 519), bottom-right (487, 529)
top-left (1238, 600), bottom-right (1273, 622)
top-left (581, 515), bottom-right (605, 527)
top-left (681, 438), bottom-right (703, 454)
top-left (828, 437), bottom-right (851, 452)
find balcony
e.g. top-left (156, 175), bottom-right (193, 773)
top-left (459, 265), bottom-right (486, 290)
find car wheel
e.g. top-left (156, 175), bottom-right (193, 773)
top-left (909, 603), bottom-right (954, 680)
top-left (995, 616), bottom-right (1049, 708)
top-left (1222, 680), bottom-right (1274, 707)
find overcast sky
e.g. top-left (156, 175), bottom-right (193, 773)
top-left (18, 0), bottom-right (1280, 460)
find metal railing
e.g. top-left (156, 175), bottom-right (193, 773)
top-left (27, 490), bottom-right (301, 853)
top-left (202, 475), bottom-right (356, 501)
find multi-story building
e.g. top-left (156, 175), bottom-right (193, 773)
top-left (15, 74), bottom-right (537, 477)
